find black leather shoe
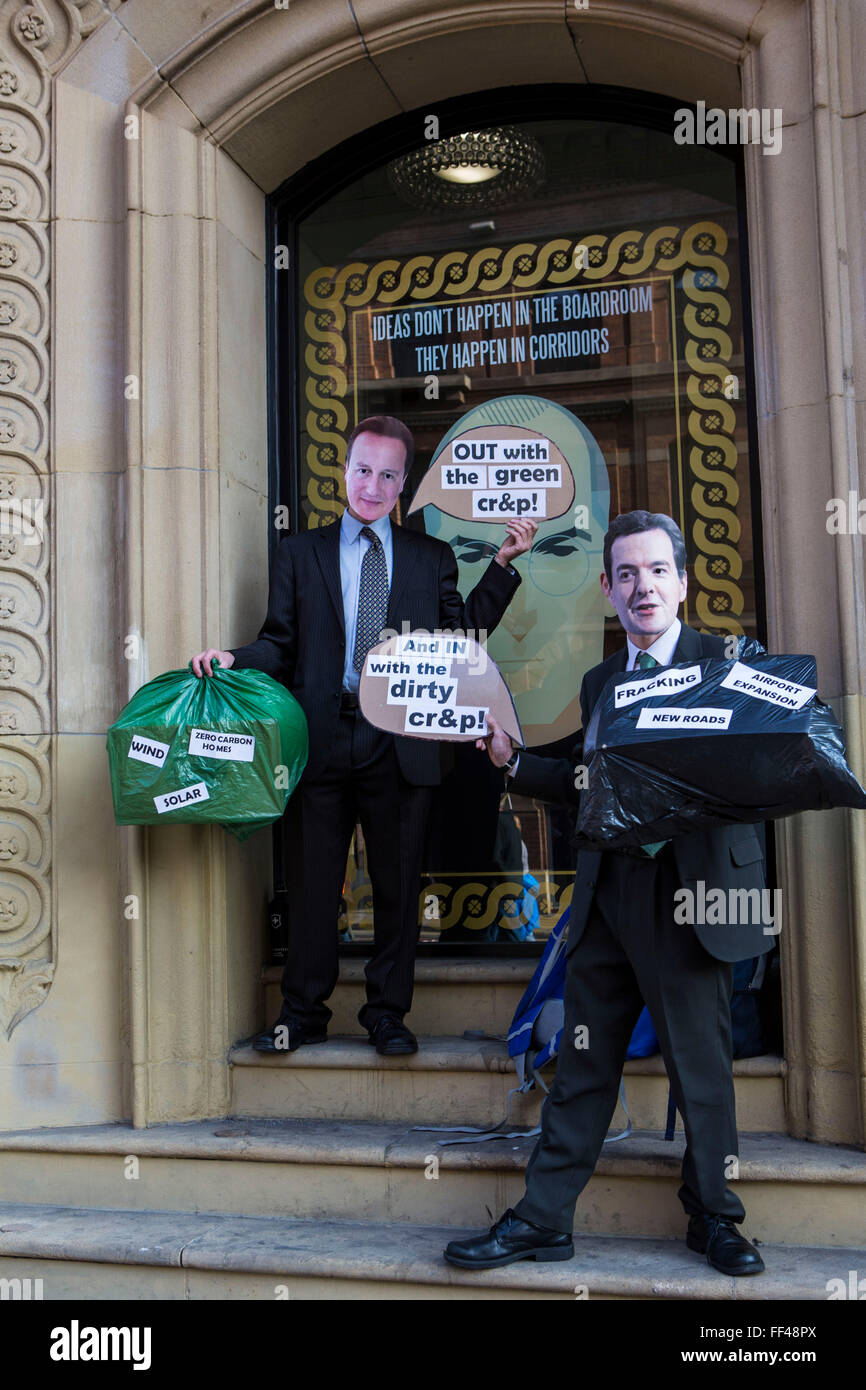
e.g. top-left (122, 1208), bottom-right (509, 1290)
top-left (367, 1016), bottom-right (418, 1055)
top-left (252, 1017), bottom-right (327, 1054)
top-left (444, 1209), bottom-right (574, 1269)
top-left (687, 1214), bottom-right (765, 1275)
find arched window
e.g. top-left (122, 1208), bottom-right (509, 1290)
top-left (268, 86), bottom-right (767, 954)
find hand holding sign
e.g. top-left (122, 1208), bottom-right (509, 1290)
top-left (358, 631), bottom-right (523, 745)
top-left (475, 709), bottom-right (517, 766)
top-left (495, 517), bottom-right (538, 567)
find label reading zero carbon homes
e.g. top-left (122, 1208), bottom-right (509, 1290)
top-left (127, 734), bottom-right (170, 767)
top-left (154, 781), bottom-right (210, 813)
top-left (188, 728), bottom-right (255, 762)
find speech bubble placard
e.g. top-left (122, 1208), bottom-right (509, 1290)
top-left (407, 424), bottom-right (575, 523)
top-left (359, 631), bottom-right (524, 745)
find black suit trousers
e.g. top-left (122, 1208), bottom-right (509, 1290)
top-left (514, 844), bottom-right (744, 1233)
top-left (280, 706), bottom-right (431, 1031)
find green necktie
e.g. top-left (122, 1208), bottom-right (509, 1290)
top-left (635, 651), bottom-right (668, 858)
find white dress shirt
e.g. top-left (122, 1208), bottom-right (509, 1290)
top-left (505, 617), bottom-right (683, 780)
top-left (626, 617), bottom-right (681, 671)
top-left (340, 510), bottom-right (393, 694)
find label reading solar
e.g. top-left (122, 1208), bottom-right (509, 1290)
top-left (154, 781), bottom-right (210, 813)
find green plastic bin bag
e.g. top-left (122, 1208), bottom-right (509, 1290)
top-left (106, 661), bottom-right (308, 840)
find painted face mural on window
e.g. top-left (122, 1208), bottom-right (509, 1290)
top-left (288, 114), bottom-right (762, 943)
top-left (417, 395), bottom-right (610, 747)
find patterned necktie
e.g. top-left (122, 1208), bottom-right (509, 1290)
top-left (635, 651), bottom-right (668, 857)
top-left (353, 526), bottom-right (389, 673)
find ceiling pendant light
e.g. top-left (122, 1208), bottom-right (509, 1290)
top-left (388, 127), bottom-right (545, 210)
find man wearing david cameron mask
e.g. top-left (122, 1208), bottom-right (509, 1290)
top-left (192, 415), bottom-right (535, 1058)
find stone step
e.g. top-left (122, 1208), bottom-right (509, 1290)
top-left (262, 957), bottom-right (535, 1036)
top-left (3, 1120), bottom-right (855, 1246)
top-left (0, 1202), bottom-right (859, 1300)
top-left (229, 1034), bottom-right (787, 1132)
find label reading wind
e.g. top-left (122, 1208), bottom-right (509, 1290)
top-left (188, 728), bottom-right (255, 761)
top-left (154, 781), bottom-right (209, 813)
top-left (614, 665), bottom-right (702, 709)
top-left (127, 735), bottom-right (170, 767)
top-left (636, 707), bottom-right (732, 731)
top-left (720, 661), bottom-right (815, 710)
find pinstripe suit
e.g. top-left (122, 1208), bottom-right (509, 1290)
top-left (510, 624), bottom-right (771, 1230)
top-left (230, 516), bottom-right (520, 1029)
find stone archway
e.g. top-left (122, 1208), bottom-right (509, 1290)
top-left (1, 0), bottom-right (862, 1146)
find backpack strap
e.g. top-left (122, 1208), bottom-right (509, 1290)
top-left (747, 953), bottom-right (767, 991)
top-left (412, 1077), bottom-right (539, 1145)
top-left (413, 1074), bottom-right (633, 1147)
top-left (603, 1077), bottom-right (632, 1144)
top-left (664, 1082), bottom-right (677, 1141)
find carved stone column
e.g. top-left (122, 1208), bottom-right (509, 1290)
top-left (0, 1), bottom-right (117, 1037)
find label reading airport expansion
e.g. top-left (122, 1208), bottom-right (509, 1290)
top-left (720, 661), bottom-right (816, 710)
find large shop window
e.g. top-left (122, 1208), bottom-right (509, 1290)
top-left (272, 94), bottom-right (764, 954)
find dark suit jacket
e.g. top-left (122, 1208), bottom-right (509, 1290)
top-left (512, 623), bottom-right (773, 963)
top-left (229, 516), bottom-right (520, 784)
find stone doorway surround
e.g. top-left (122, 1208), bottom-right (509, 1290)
top-left (0, 0), bottom-right (862, 1146)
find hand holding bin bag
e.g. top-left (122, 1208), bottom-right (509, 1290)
top-left (106, 660), bottom-right (308, 840)
top-left (575, 638), bottom-right (866, 853)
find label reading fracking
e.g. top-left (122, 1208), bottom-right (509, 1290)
top-left (615, 666), bottom-right (702, 709)
top-left (188, 728), bottom-right (256, 761)
top-left (127, 734), bottom-right (170, 767)
top-left (154, 781), bottom-right (210, 813)
top-left (720, 662), bottom-right (816, 710)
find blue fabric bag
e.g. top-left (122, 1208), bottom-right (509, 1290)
top-left (506, 906), bottom-right (660, 1143)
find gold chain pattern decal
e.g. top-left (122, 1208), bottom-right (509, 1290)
top-left (341, 874), bottom-right (574, 934)
top-left (302, 219), bottom-right (744, 630)
top-left (421, 876), bottom-right (574, 933)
